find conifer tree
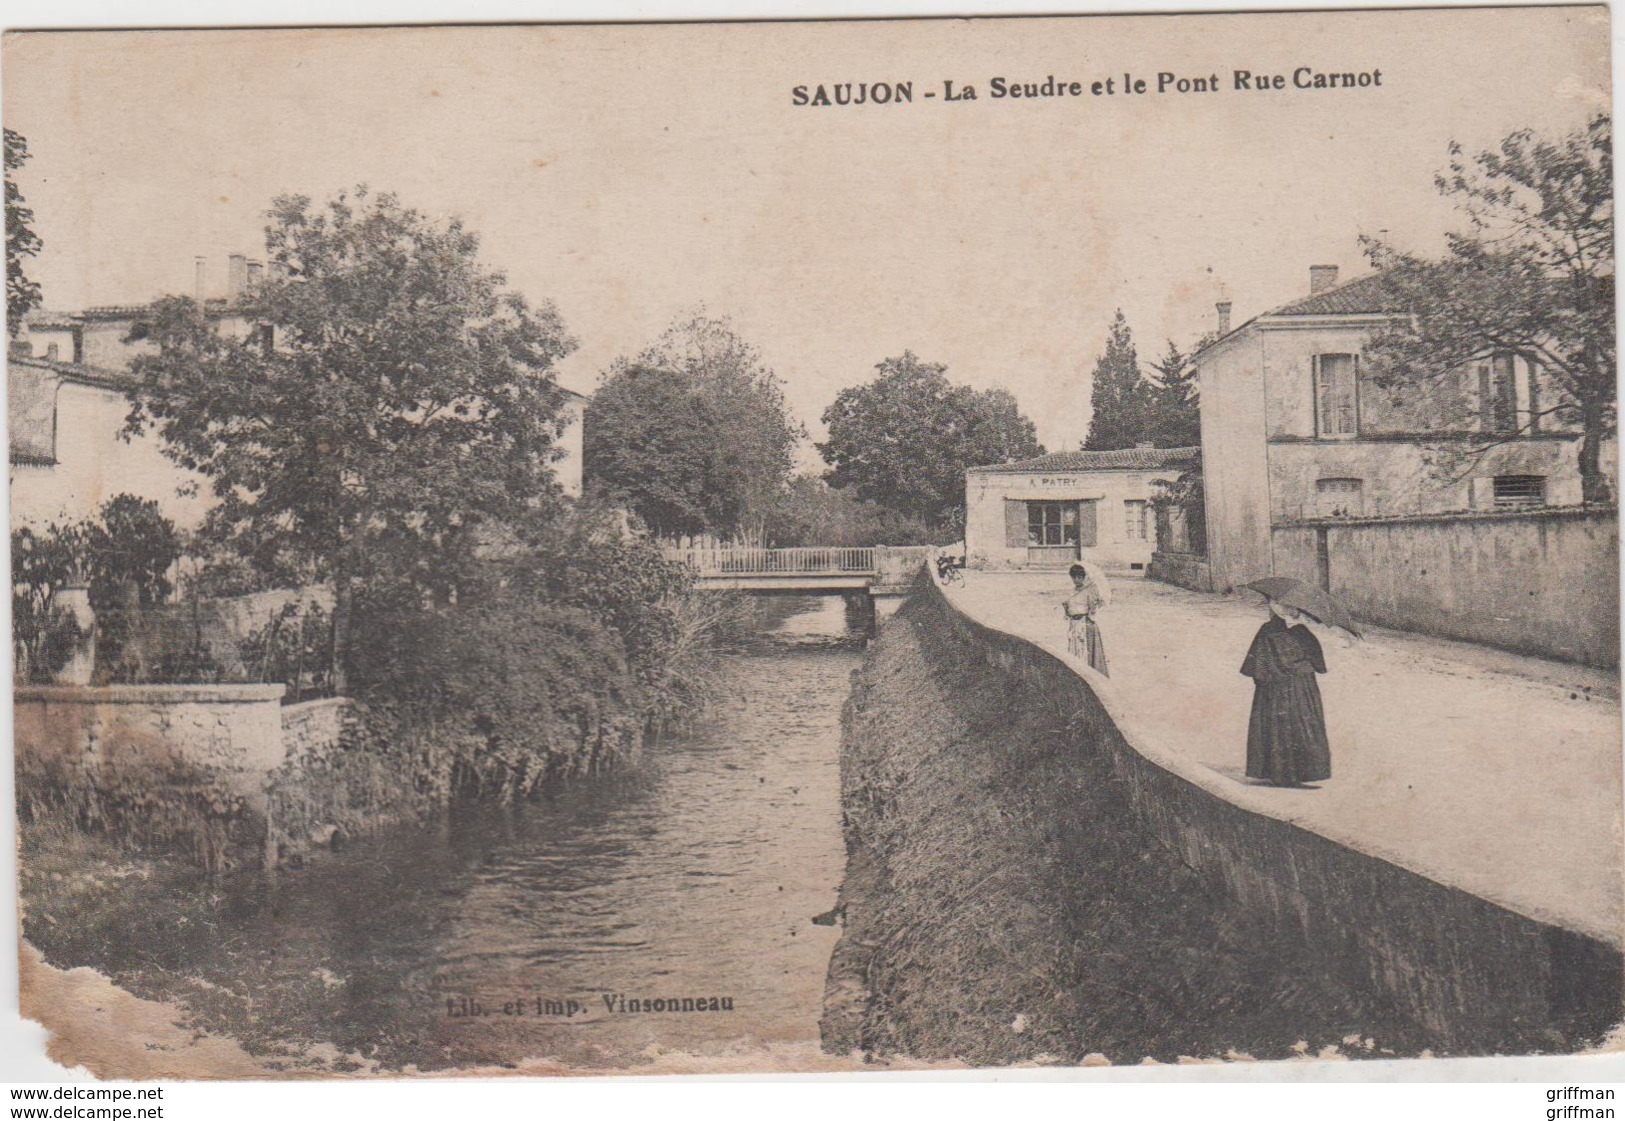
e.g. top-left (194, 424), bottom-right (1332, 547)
top-left (1147, 338), bottom-right (1203, 448)
top-left (1082, 310), bottom-right (1156, 450)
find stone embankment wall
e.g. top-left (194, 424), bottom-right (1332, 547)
top-left (279, 696), bottom-right (355, 760)
top-left (15, 685), bottom-right (372, 871)
top-left (1272, 507), bottom-right (1618, 668)
top-left (825, 579), bottom-right (1621, 1062)
top-left (15, 684), bottom-right (288, 812)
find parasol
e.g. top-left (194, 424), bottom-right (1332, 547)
top-left (1241, 576), bottom-right (1364, 639)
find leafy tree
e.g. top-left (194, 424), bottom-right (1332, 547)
top-left (5, 128), bottom-right (43, 334)
top-left (125, 187), bottom-right (578, 689)
top-left (1147, 338), bottom-right (1203, 448)
top-left (765, 475), bottom-right (941, 548)
top-left (1083, 310), bottom-right (1157, 450)
top-left (1361, 112), bottom-right (1614, 503)
top-left (818, 351), bottom-right (1043, 529)
top-left (585, 313), bottom-right (802, 541)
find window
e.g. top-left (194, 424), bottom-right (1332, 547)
top-left (1027, 501), bottom-right (1079, 547)
top-left (1124, 499), bottom-right (1149, 541)
top-left (1314, 477), bottom-right (1364, 518)
top-left (1492, 475), bottom-right (1546, 510)
top-left (1478, 352), bottom-right (1519, 436)
top-left (1313, 354), bottom-right (1359, 438)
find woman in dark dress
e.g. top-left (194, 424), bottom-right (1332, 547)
top-left (1241, 600), bottom-right (1331, 786)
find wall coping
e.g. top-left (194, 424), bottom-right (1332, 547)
top-left (1274, 504), bottom-right (1617, 531)
top-left (923, 571), bottom-right (1620, 948)
top-left (15, 683), bottom-right (286, 705)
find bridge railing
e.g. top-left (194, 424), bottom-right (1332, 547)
top-left (665, 546), bottom-right (878, 576)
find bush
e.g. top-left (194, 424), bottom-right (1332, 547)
top-left (487, 502), bottom-right (726, 735)
top-left (346, 592), bottom-right (644, 797)
top-left (766, 476), bottom-right (948, 548)
top-left (12, 496), bottom-right (182, 683)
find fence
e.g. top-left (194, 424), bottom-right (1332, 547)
top-left (1272, 506), bottom-right (1618, 668)
top-left (665, 546), bottom-right (878, 575)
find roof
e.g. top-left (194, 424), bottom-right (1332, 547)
top-left (1192, 271), bottom-right (1409, 363)
top-left (968, 446), bottom-right (1200, 474)
top-left (1263, 271), bottom-right (1408, 318)
top-left (8, 353), bottom-right (138, 391)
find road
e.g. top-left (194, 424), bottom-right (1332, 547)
top-left (944, 570), bottom-right (1623, 946)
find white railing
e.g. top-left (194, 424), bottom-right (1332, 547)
top-left (664, 546), bottom-right (878, 576)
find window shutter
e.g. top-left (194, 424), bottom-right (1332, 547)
top-left (1004, 499), bottom-right (1027, 548)
top-left (1346, 355), bottom-right (1361, 435)
top-left (1313, 355), bottom-right (1326, 437)
top-left (1079, 501), bottom-right (1098, 547)
top-left (1477, 361), bottom-right (1493, 432)
top-left (1527, 357), bottom-right (1541, 433)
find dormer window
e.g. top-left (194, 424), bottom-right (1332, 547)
top-left (1313, 354), bottom-right (1359, 439)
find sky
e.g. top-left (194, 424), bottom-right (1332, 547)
top-left (2, 8), bottom-right (1610, 467)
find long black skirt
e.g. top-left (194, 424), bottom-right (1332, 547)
top-left (1245, 674), bottom-right (1330, 785)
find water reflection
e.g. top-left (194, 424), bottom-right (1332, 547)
top-left (226, 595), bottom-right (862, 1070)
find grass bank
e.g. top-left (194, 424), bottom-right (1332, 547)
top-left (822, 591), bottom-right (1435, 1066)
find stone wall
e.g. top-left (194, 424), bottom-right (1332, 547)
top-left (279, 696), bottom-right (356, 761)
top-left (920, 578), bottom-right (1621, 1053)
top-left (1146, 550), bottom-right (1213, 593)
top-left (15, 684), bottom-right (289, 814)
top-left (1272, 507), bottom-right (1618, 668)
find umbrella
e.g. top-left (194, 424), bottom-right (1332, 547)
top-left (1241, 576), bottom-right (1364, 639)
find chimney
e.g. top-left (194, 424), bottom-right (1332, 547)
top-left (1309, 264), bottom-right (1340, 294)
top-left (246, 259), bottom-right (264, 290)
top-left (194, 256), bottom-right (208, 301)
top-left (9, 338), bottom-right (31, 359)
top-left (1215, 300), bottom-right (1233, 335)
top-left (227, 253), bottom-right (248, 302)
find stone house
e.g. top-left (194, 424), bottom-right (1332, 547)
top-left (965, 445), bottom-right (1199, 572)
top-left (11, 255), bottom-right (587, 534)
top-left (1193, 265), bottom-right (1611, 593)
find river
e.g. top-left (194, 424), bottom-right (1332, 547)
top-left (176, 594), bottom-right (860, 1072)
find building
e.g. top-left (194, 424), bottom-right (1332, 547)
top-left (11, 255), bottom-right (589, 532)
top-left (965, 445), bottom-right (1200, 571)
top-left (1194, 264), bottom-right (1612, 593)
top-left (9, 350), bottom-right (214, 532)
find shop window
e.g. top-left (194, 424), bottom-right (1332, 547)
top-left (1314, 477), bottom-right (1363, 518)
top-left (1123, 499), bottom-right (1149, 541)
top-left (1313, 354), bottom-right (1359, 439)
top-left (1492, 475), bottom-right (1546, 510)
top-left (1027, 501), bottom-right (1079, 547)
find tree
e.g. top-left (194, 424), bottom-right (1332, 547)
top-left (818, 350), bottom-right (1044, 529)
top-left (125, 187), bottom-right (578, 689)
top-left (5, 128), bottom-right (43, 334)
top-left (764, 474), bottom-right (940, 547)
top-left (1361, 113), bottom-right (1614, 503)
top-left (584, 313), bottom-right (802, 541)
top-left (1147, 338), bottom-right (1204, 448)
top-left (1083, 310), bottom-right (1157, 450)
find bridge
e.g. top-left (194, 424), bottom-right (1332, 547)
top-left (663, 545), bottom-right (931, 600)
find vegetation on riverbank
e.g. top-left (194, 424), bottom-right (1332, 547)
top-left (824, 590), bottom-right (1433, 1065)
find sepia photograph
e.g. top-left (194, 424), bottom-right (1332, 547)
top-left (2, 2), bottom-right (1620, 1086)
